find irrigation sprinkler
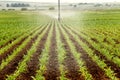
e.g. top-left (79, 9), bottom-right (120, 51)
top-left (58, 0), bottom-right (60, 21)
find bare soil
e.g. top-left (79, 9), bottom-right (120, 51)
top-left (0, 25), bottom-right (43, 65)
top-left (59, 25), bottom-right (84, 80)
top-left (44, 23), bottom-right (60, 80)
top-left (16, 24), bottom-right (51, 80)
top-left (80, 31), bottom-right (120, 78)
top-left (63, 25), bottom-right (109, 80)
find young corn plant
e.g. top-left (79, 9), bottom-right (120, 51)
top-left (56, 23), bottom-right (68, 80)
top-left (0, 25), bottom-right (45, 70)
top-left (6, 23), bottom-right (50, 80)
top-left (32, 21), bottom-right (53, 80)
top-left (65, 26), bottom-right (118, 80)
top-left (60, 25), bottom-right (93, 80)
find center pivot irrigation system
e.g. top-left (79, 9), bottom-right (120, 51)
top-left (58, 0), bottom-right (61, 21)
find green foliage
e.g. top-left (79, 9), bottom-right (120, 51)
top-left (0, 10), bottom-right (120, 80)
top-left (0, 11), bottom-right (50, 47)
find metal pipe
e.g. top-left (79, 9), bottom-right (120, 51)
top-left (58, 0), bottom-right (60, 21)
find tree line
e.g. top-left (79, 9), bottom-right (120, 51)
top-left (6, 3), bottom-right (30, 7)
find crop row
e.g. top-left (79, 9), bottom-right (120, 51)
top-left (0, 12), bottom-right (120, 80)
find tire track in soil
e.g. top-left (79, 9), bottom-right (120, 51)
top-left (65, 25), bottom-right (120, 78)
top-left (16, 23), bottom-right (51, 80)
top-left (62, 25), bottom-right (109, 80)
top-left (44, 23), bottom-right (60, 80)
top-left (0, 24), bottom-right (45, 65)
top-left (58, 25), bottom-right (84, 80)
top-left (0, 24), bottom-right (49, 80)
